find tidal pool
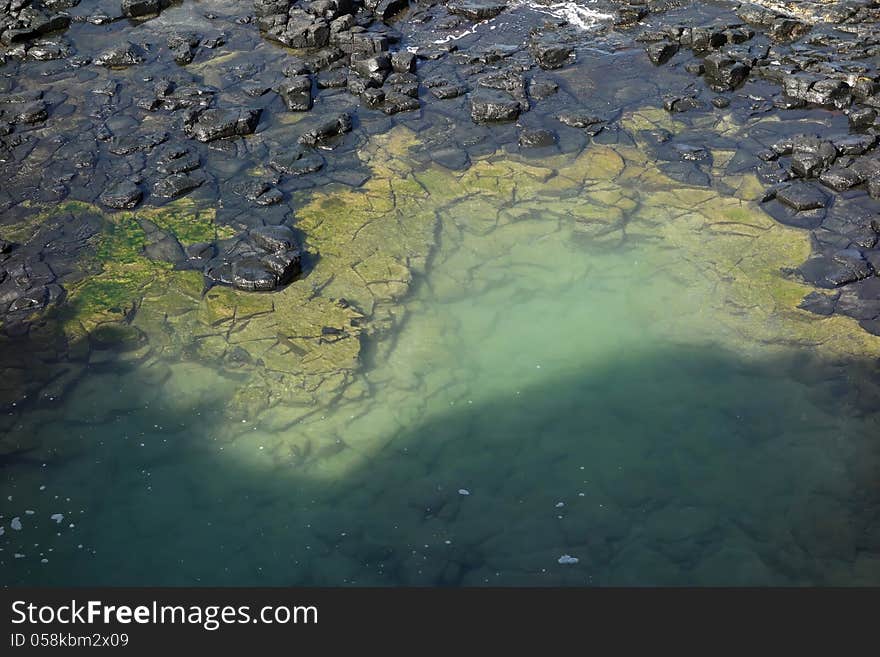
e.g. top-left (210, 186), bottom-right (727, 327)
top-left (2, 124), bottom-right (880, 586)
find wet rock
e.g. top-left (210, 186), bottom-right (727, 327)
top-left (352, 54), bottom-right (391, 85)
top-left (768, 18), bottom-right (810, 43)
top-left (362, 87), bottom-right (385, 107)
top-left (391, 51), bottom-right (415, 73)
top-left (205, 225), bottom-right (302, 292)
top-left (782, 75), bottom-right (851, 110)
top-left (121, 0), bottom-right (170, 18)
top-left (432, 148), bottom-right (470, 170)
top-left (711, 96), bottom-right (730, 108)
top-left (381, 91), bottom-right (420, 115)
top-left (186, 108), bottom-right (261, 142)
top-left (775, 182), bottom-right (827, 212)
top-left (10, 100), bottom-right (48, 124)
top-left (152, 172), bottom-right (204, 199)
top-left (529, 78), bottom-right (558, 100)
top-left (316, 70), bottom-right (348, 89)
top-left (799, 290), bottom-right (839, 316)
top-left (268, 148), bottom-right (324, 175)
top-left (557, 112), bottom-right (604, 130)
top-left (298, 113), bottom-right (352, 146)
top-left (664, 95), bottom-right (704, 112)
top-left (530, 38), bottom-right (574, 70)
top-left (167, 32), bottom-right (200, 65)
top-left (646, 41), bottom-right (678, 65)
top-left (448, 0), bottom-right (506, 21)
top-left (99, 180), bottom-right (142, 209)
top-left (139, 219), bottom-right (185, 263)
top-left (470, 91), bottom-right (521, 123)
top-left (818, 167), bottom-right (863, 192)
top-left (790, 139), bottom-right (836, 178)
top-left (519, 129), bottom-right (556, 148)
top-left (94, 42), bottom-right (145, 67)
top-left (849, 107), bottom-right (876, 131)
top-left (279, 76), bottom-right (313, 111)
top-left (430, 84), bottom-right (466, 100)
top-left (703, 52), bottom-right (750, 91)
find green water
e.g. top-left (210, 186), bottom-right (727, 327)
top-left (3, 130), bottom-right (880, 586)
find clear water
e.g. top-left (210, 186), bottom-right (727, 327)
top-left (3, 134), bottom-right (880, 586)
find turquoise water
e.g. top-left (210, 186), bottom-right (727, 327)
top-left (2, 147), bottom-right (880, 586)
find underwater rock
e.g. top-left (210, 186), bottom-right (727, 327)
top-left (519, 129), bottom-right (556, 148)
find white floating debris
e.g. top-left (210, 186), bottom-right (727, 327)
top-left (14, 553), bottom-right (25, 559)
top-left (10, 517), bottom-right (22, 531)
top-left (555, 502), bottom-right (565, 508)
top-left (50, 513), bottom-right (64, 524)
top-left (557, 554), bottom-right (579, 565)
top-left (0, 526), bottom-right (4, 536)
top-left (458, 489), bottom-right (470, 496)
top-left (24, 509), bottom-right (34, 515)
top-left (41, 558), bottom-right (48, 564)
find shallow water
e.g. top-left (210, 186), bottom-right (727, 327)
top-left (3, 130), bottom-right (880, 586)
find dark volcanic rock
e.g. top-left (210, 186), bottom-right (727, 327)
top-left (470, 91), bottom-right (521, 123)
top-left (95, 42), bottom-right (145, 67)
top-left (122, 0), bottom-right (170, 18)
top-left (530, 37), bottom-right (574, 70)
top-left (448, 0), bottom-right (507, 21)
top-left (186, 108), bottom-right (262, 142)
top-left (279, 75), bottom-right (313, 111)
top-left (519, 129), bottom-right (556, 148)
top-left (298, 113), bottom-right (353, 146)
top-left (205, 226), bottom-right (302, 292)
top-left (775, 182), bottom-right (827, 212)
top-left (703, 52), bottom-right (750, 91)
top-left (646, 41), bottom-right (679, 65)
top-left (153, 172), bottom-right (204, 199)
top-left (99, 181), bottom-right (142, 209)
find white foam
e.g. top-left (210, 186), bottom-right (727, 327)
top-left (518, 1), bottom-right (613, 30)
top-left (423, 0), bottom-right (612, 48)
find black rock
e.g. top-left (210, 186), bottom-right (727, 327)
top-left (121, 0), bottom-right (170, 18)
top-left (470, 91), bottom-right (521, 123)
top-left (298, 113), bottom-right (353, 146)
top-left (646, 41), bottom-right (678, 65)
top-left (94, 42), bottom-right (145, 67)
top-left (391, 51), bottom-right (416, 73)
top-left (187, 108), bottom-right (262, 142)
top-left (775, 182), bottom-right (827, 212)
top-left (849, 107), bottom-right (877, 131)
top-left (382, 92), bottom-right (420, 115)
top-left (205, 226), bottom-right (302, 292)
top-left (703, 53), bottom-right (750, 91)
top-left (798, 291), bottom-right (839, 316)
top-left (279, 75), bottom-right (313, 111)
top-left (153, 172), bottom-right (204, 199)
top-left (519, 129), bottom-right (556, 148)
top-left (818, 167), bottom-right (864, 192)
top-left (448, 0), bottom-right (507, 21)
top-left (530, 40), bottom-right (574, 70)
top-left (99, 181), bottom-right (142, 209)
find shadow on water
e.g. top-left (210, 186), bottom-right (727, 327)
top-left (2, 339), bottom-right (880, 587)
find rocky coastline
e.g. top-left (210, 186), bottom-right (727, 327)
top-left (2, 0), bottom-right (880, 417)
